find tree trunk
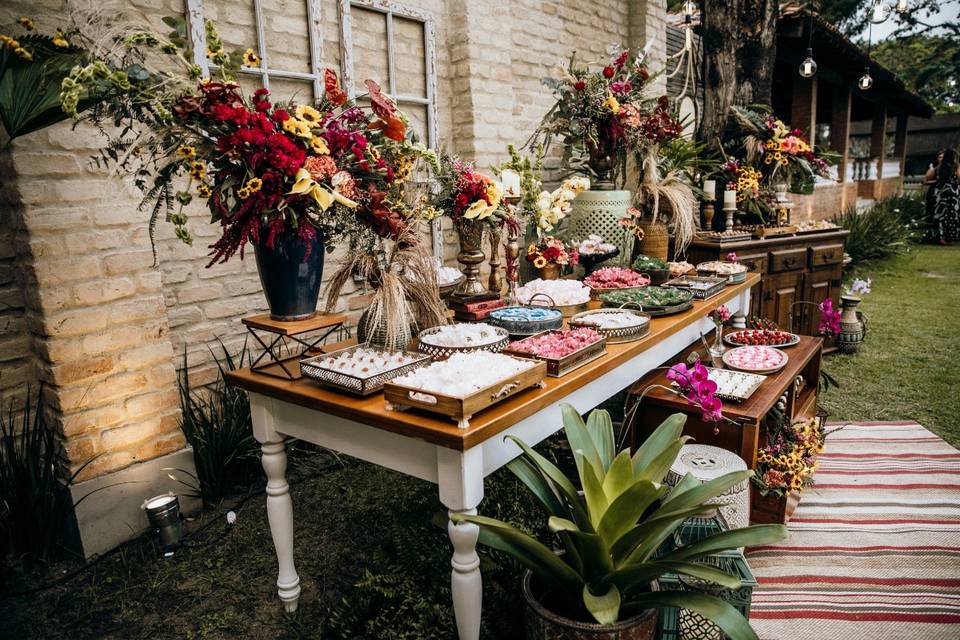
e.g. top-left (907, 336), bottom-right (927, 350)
top-left (697, 0), bottom-right (779, 149)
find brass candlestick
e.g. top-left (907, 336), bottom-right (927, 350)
top-left (703, 203), bottom-right (715, 231)
top-left (487, 224), bottom-right (503, 294)
top-left (503, 197), bottom-right (521, 303)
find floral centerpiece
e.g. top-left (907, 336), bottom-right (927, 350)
top-left (531, 176), bottom-right (590, 236)
top-left (707, 304), bottom-right (732, 362)
top-left (754, 417), bottom-right (825, 498)
top-left (526, 236), bottom-right (578, 279)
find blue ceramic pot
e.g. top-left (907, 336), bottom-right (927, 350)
top-left (253, 231), bottom-right (324, 321)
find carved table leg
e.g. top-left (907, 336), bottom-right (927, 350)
top-left (261, 439), bottom-right (301, 612)
top-left (448, 508), bottom-right (482, 640)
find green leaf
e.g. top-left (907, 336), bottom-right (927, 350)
top-left (621, 592), bottom-right (759, 640)
top-left (576, 450), bottom-right (608, 528)
top-left (585, 408), bottom-right (616, 470)
top-left (660, 470), bottom-right (753, 513)
top-left (506, 456), bottom-right (564, 517)
top-left (631, 413), bottom-right (685, 472)
top-left (597, 480), bottom-right (661, 546)
top-left (582, 583), bottom-right (621, 625)
top-left (601, 450), bottom-right (635, 501)
top-left (613, 505), bottom-right (711, 565)
top-left (451, 513), bottom-right (583, 592)
top-left (548, 516), bottom-right (612, 582)
top-left (634, 435), bottom-right (690, 484)
top-left (562, 404), bottom-right (603, 477)
top-left (607, 560), bottom-right (741, 592)
top-left (505, 435), bottom-right (592, 531)
top-left (659, 525), bottom-right (788, 564)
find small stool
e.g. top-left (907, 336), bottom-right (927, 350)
top-left (665, 444), bottom-right (750, 530)
top-left (243, 312), bottom-right (347, 380)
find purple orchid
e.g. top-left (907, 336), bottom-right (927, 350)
top-left (667, 361), bottom-right (723, 423)
top-left (726, 252), bottom-right (737, 262)
top-left (817, 298), bottom-right (841, 336)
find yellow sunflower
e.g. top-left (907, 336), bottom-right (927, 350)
top-left (176, 144), bottom-right (196, 159)
top-left (282, 117), bottom-right (312, 139)
top-left (294, 104), bottom-right (322, 125)
top-left (18, 17), bottom-right (35, 31)
top-left (244, 177), bottom-right (263, 193)
top-left (52, 30), bottom-right (69, 48)
top-left (310, 136), bottom-right (330, 155)
top-left (243, 48), bottom-right (260, 67)
top-left (533, 256), bottom-right (547, 269)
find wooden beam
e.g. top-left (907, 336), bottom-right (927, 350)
top-left (791, 75), bottom-right (818, 146)
top-left (894, 114), bottom-right (908, 178)
top-left (871, 105), bottom-right (887, 181)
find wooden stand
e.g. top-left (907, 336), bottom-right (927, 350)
top-left (750, 489), bottom-right (801, 524)
top-left (243, 312), bottom-right (347, 380)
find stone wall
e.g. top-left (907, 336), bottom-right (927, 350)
top-left (1, 0), bottom-right (667, 556)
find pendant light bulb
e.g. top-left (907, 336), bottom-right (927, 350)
top-left (895, 0), bottom-right (909, 13)
top-left (858, 68), bottom-right (874, 91)
top-left (683, 1), bottom-right (696, 16)
top-left (799, 48), bottom-right (817, 78)
top-left (871, 1), bottom-right (891, 23)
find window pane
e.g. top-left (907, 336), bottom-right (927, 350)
top-left (400, 102), bottom-right (428, 146)
top-left (237, 71), bottom-right (265, 95)
top-left (393, 17), bottom-right (426, 98)
top-left (351, 7), bottom-right (389, 94)
top-left (204, 1), bottom-right (258, 54)
top-left (261, 0), bottom-right (314, 75)
top-left (270, 77), bottom-right (315, 103)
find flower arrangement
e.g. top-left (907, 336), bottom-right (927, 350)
top-left (530, 46), bottom-right (667, 183)
top-left (708, 304), bottom-right (732, 327)
top-left (757, 113), bottom-right (830, 178)
top-left (526, 236), bottom-right (578, 270)
top-left (717, 159), bottom-right (774, 219)
top-left (532, 176), bottom-right (590, 236)
top-left (753, 417), bottom-right (827, 497)
top-left (431, 154), bottom-right (515, 228)
top-left (845, 277), bottom-right (872, 298)
top-left (665, 360), bottom-right (724, 424)
top-left (618, 207), bottom-right (647, 241)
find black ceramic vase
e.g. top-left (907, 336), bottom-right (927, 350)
top-left (253, 231), bottom-right (325, 321)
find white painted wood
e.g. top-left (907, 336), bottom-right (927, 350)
top-left (260, 439), bottom-right (301, 612)
top-left (437, 447), bottom-right (484, 511)
top-left (447, 508), bottom-right (482, 640)
top-left (306, 0), bottom-right (324, 98)
top-left (184, 0), bottom-right (208, 72)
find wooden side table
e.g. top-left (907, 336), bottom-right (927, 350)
top-left (627, 334), bottom-right (823, 469)
top-left (242, 312), bottom-right (347, 380)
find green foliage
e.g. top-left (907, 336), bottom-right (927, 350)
top-left (835, 194), bottom-right (923, 265)
top-left (177, 342), bottom-right (261, 505)
top-left (0, 388), bottom-right (73, 563)
top-left (874, 35), bottom-right (960, 113)
top-left (454, 404), bottom-right (787, 635)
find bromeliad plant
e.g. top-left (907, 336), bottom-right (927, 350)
top-left (453, 404), bottom-right (787, 636)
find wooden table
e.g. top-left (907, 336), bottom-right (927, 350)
top-left (628, 334), bottom-right (823, 469)
top-left (226, 274), bottom-right (757, 639)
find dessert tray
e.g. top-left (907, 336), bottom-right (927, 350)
top-left (722, 345), bottom-right (789, 374)
top-left (707, 368), bottom-right (767, 402)
top-left (515, 279), bottom-right (591, 318)
top-left (504, 328), bottom-right (607, 377)
top-left (724, 328), bottom-right (800, 348)
top-left (600, 286), bottom-right (694, 316)
top-left (487, 300), bottom-right (564, 337)
top-left (568, 309), bottom-right (651, 343)
top-left (696, 261), bottom-right (748, 284)
top-left (383, 352), bottom-right (547, 428)
top-left (300, 344), bottom-right (431, 396)
top-left (664, 275), bottom-right (727, 300)
top-left (416, 323), bottom-right (510, 359)
top-left (584, 268), bottom-right (651, 300)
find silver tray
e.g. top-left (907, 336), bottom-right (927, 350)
top-left (569, 309), bottom-right (652, 343)
top-left (487, 302), bottom-right (564, 337)
top-left (724, 331), bottom-right (800, 348)
top-left (300, 344), bottom-right (431, 396)
top-left (504, 330), bottom-right (607, 377)
top-left (665, 275), bottom-right (727, 300)
top-left (696, 261), bottom-right (748, 285)
top-left (707, 368), bottom-right (766, 402)
top-left (416, 324), bottom-right (510, 359)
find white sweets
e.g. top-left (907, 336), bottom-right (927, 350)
top-left (515, 278), bottom-right (591, 306)
top-left (576, 311), bottom-right (644, 329)
top-left (392, 352), bottom-right (536, 397)
top-left (437, 265), bottom-right (463, 285)
top-left (319, 348), bottom-right (419, 378)
top-left (418, 322), bottom-right (504, 348)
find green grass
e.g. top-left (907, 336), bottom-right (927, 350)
top-left (2, 245), bottom-right (957, 638)
top-left (820, 244), bottom-right (960, 447)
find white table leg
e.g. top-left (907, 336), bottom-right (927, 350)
top-left (261, 439), bottom-right (301, 612)
top-left (731, 285), bottom-right (751, 329)
top-left (438, 447), bottom-right (485, 640)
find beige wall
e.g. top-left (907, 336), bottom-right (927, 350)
top-left (0, 0), bottom-right (666, 554)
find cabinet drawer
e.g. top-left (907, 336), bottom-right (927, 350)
top-left (736, 252), bottom-right (768, 274)
top-left (769, 248), bottom-right (808, 272)
top-left (809, 243), bottom-right (844, 267)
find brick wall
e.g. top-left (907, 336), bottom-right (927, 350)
top-left (1, 0), bottom-right (666, 552)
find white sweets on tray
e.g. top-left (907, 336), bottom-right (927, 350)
top-left (515, 278), bottom-right (591, 306)
top-left (576, 311), bottom-right (645, 329)
top-left (418, 322), bottom-right (504, 348)
top-left (391, 352), bottom-right (537, 398)
top-left (317, 348), bottom-right (421, 377)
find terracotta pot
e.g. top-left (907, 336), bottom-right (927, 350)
top-left (750, 488), bottom-right (801, 524)
top-left (523, 572), bottom-right (658, 640)
top-left (635, 219), bottom-right (669, 262)
top-left (539, 263), bottom-right (561, 280)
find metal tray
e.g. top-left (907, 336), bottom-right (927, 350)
top-left (724, 331), bottom-right (800, 348)
top-left (503, 330), bottom-right (607, 377)
top-left (696, 262), bottom-right (748, 285)
top-left (722, 346), bottom-right (789, 374)
top-left (599, 286), bottom-right (694, 312)
top-left (665, 275), bottom-right (728, 300)
top-left (487, 299), bottom-right (564, 337)
top-left (416, 324), bottom-right (510, 359)
top-left (300, 344), bottom-right (431, 396)
top-left (569, 309), bottom-right (651, 343)
top-left (707, 368), bottom-right (767, 402)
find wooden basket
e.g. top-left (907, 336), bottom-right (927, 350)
top-left (383, 359), bottom-right (547, 428)
top-left (504, 331), bottom-right (607, 377)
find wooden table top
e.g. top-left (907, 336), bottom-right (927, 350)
top-left (242, 312), bottom-right (346, 335)
top-left (226, 274), bottom-right (760, 451)
top-left (689, 228), bottom-right (850, 251)
top-left (631, 333), bottom-right (823, 422)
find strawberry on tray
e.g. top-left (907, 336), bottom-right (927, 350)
top-left (724, 328), bottom-right (800, 348)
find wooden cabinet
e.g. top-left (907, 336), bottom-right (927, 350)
top-left (685, 230), bottom-right (849, 336)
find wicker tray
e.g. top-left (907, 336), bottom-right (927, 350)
top-left (503, 331), bottom-right (607, 377)
top-left (383, 358), bottom-right (547, 428)
top-left (568, 309), bottom-right (651, 343)
top-left (300, 344), bottom-right (431, 396)
top-left (416, 324), bottom-right (510, 359)
top-left (664, 275), bottom-right (727, 300)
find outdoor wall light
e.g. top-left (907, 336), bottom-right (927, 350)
top-left (858, 68), bottom-right (874, 90)
top-left (142, 492), bottom-right (183, 554)
top-left (895, 0), bottom-right (909, 13)
top-left (799, 48), bottom-right (818, 78)
top-left (870, 0), bottom-right (891, 23)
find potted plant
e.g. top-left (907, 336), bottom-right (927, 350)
top-left (526, 236), bottom-right (579, 280)
top-left (453, 404), bottom-right (787, 640)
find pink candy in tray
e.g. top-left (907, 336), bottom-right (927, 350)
top-left (722, 344), bottom-right (788, 373)
top-left (583, 267), bottom-right (650, 290)
top-left (508, 328), bottom-right (602, 359)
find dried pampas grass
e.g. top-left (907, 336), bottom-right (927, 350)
top-left (633, 146), bottom-right (698, 256)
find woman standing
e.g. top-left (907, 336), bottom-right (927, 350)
top-left (929, 148), bottom-right (960, 245)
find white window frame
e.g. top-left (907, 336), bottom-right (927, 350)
top-left (185, 0), bottom-right (325, 98)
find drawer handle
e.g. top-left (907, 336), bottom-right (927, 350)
top-left (492, 382), bottom-right (519, 400)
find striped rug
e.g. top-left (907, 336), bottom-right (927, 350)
top-left (746, 421), bottom-right (960, 640)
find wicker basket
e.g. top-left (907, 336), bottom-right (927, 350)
top-left (635, 218), bottom-right (670, 261)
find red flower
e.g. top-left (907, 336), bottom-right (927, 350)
top-left (324, 69), bottom-right (348, 106)
top-left (637, 66), bottom-right (650, 81)
top-left (614, 50), bottom-right (629, 68)
top-left (574, 80), bottom-right (586, 91)
top-left (602, 66), bottom-right (615, 78)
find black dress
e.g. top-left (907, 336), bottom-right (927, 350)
top-left (931, 176), bottom-right (960, 242)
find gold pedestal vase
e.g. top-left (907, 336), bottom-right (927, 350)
top-left (454, 220), bottom-right (488, 297)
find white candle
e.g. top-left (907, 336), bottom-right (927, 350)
top-left (702, 179), bottom-right (716, 201)
top-left (723, 189), bottom-right (737, 209)
top-left (501, 169), bottom-right (522, 198)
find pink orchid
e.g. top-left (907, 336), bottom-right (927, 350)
top-left (817, 298), bottom-right (841, 336)
top-left (726, 252), bottom-right (737, 262)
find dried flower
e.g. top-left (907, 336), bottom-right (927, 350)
top-left (242, 48), bottom-right (260, 67)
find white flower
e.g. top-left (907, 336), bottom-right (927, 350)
top-left (226, 511), bottom-right (237, 525)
